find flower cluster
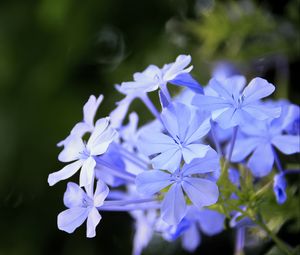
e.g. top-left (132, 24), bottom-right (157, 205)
top-left (49, 55), bottom-right (300, 254)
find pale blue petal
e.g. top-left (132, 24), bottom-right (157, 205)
top-left (93, 180), bottom-right (109, 207)
top-left (58, 136), bottom-right (85, 162)
top-left (247, 144), bottom-right (274, 177)
top-left (86, 207), bottom-right (102, 238)
top-left (83, 95), bottom-right (103, 126)
top-left (163, 54), bottom-right (192, 81)
top-left (185, 113), bottom-right (211, 144)
top-left (161, 103), bottom-right (191, 140)
top-left (70, 122), bottom-right (92, 137)
top-left (231, 137), bottom-right (262, 162)
top-left (170, 73), bottom-right (203, 94)
top-left (87, 118), bottom-right (109, 148)
top-left (272, 135), bottom-right (300, 154)
top-left (181, 223), bottom-right (200, 252)
top-left (197, 209), bottom-right (225, 235)
top-left (213, 108), bottom-right (237, 129)
top-left (79, 157), bottom-right (96, 187)
top-left (242, 78), bottom-right (275, 103)
top-left (182, 144), bottom-right (210, 164)
top-left (242, 104), bottom-right (281, 120)
top-left (223, 75), bottom-right (246, 99)
top-left (88, 123), bottom-right (117, 156)
top-left (182, 149), bottom-right (219, 175)
top-left (121, 81), bottom-right (158, 93)
top-left (109, 95), bottom-right (135, 128)
top-left (151, 148), bottom-right (182, 172)
top-left (182, 178), bottom-right (219, 208)
top-left (136, 170), bottom-right (172, 195)
top-left (63, 182), bottom-right (87, 208)
top-left (139, 132), bottom-right (176, 156)
top-left (192, 95), bottom-right (231, 111)
top-left (57, 207), bottom-right (89, 234)
top-left (48, 160), bottom-right (83, 186)
top-left (161, 183), bottom-right (187, 225)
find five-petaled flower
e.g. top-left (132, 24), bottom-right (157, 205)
top-left (58, 180), bottom-right (109, 238)
top-left (48, 117), bottom-right (118, 187)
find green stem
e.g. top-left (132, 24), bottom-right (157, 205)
top-left (252, 217), bottom-right (292, 255)
top-left (229, 205), bottom-right (292, 254)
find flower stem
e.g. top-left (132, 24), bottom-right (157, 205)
top-left (222, 126), bottom-right (238, 172)
top-left (140, 94), bottom-right (162, 122)
top-left (230, 206), bottom-right (292, 255)
top-left (272, 146), bottom-right (284, 172)
top-left (234, 227), bottom-right (245, 255)
top-left (210, 120), bottom-right (223, 156)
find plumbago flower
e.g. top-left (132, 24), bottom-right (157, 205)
top-left (58, 180), bottom-right (109, 238)
top-left (157, 206), bottom-right (225, 252)
top-left (139, 102), bottom-right (211, 171)
top-left (121, 54), bottom-right (203, 96)
top-left (58, 94), bottom-right (103, 146)
top-left (49, 55), bottom-right (300, 255)
top-left (192, 76), bottom-right (281, 129)
top-left (48, 117), bottom-right (118, 187)
top-left (136, 150), bottom-right (219, 225)
top-left (231, 104), bottom-right (300, 177)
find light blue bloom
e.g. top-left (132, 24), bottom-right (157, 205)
top-left (231, 109), bottom-right (300, 177)
top-left (58, 95), bottom-right (103, 146)
top-left (158, 206), bottom-right (225, 252)
top-left (136, 150), bottom-right (219, 225)
top-left (273, 173), bottom-right (287, 204)
top-left (57, 180), bottom-right (109, 238)
top-left (48, 118), bottom-right (118, 186)
top-left (192, 76), bottom-right (281, 129)
top-left (139, 102), bottom-right (211, 171)
top-left (120, 54), bottom-right (203, 96)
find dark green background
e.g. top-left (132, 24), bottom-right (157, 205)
top-left (0, 0), bottom-right (299, 254)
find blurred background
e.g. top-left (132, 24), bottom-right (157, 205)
top-left (0, 0), bottom-right (299, 254)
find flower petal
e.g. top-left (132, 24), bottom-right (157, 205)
top-left (48, 160), bottom-right (83, 186)
top-left (139, 132), bottom-right (176, 156)
top-left (243, 78), bottom-right (275, 102)
top-left (93, 180), bottom-right (109, 207)
top-left (182, 149), bottom-right (219, 175)
top-left (181, 222), bottom-right (200, 252)
top-left (182, 178), bottom-right (219, 208)
top-left (79, 157), bottom-right (96, 187)
top-left (83, 95), bottom-right (103, 126)
top-left (151, 148), bottom-right (182, 172)
top-left (247, 144), bottom-right (274, 177)
top-left (161, 183), bottom-right (187, 225)
top-left (57, 207), bottom-right (89, 234)
top-left (169, 73), bottom-right (203, 94)
top-left (136, 170), bottom-right (172, 195)
top-left (272, 135), bottom-right (300, 155)
top-left (231, 137), bottom-right (262, 162)
top-left (197, 209), bottom-right (225, 235)
top-left (86, 207), bottom-right (102, 238)
top-left (58, 136), bottom-right (85, 162)
top-left (63, 182), bottom-right (87, 208)
top-left (182, 144), bottom-right (210, 164)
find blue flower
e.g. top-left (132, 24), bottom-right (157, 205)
top-left (139, 102), bottom-right (212, 171)
top-left (192, 76), bottom-right (281, 129)
top-left (158, 206), bottom-right (225, 252)
top-left (120, 54), bottom-right (203, 96)
top-left (136, 150), bottom-right (219, 225)
top-left (57, 180), bottom-right (109, 238)
top-left (58, 95), bottom-right (103, 146)
top-left (48, 118), bottom-right (118, 186)
top-left (231, 109), bottom-right (300, 177)
top-left (273, 173), bottom-right (287, 204)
